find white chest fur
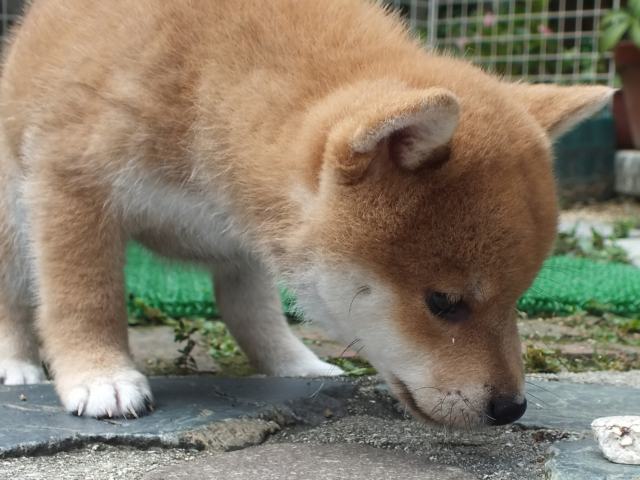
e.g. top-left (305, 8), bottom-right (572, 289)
top-left (110, 167), bottom-right (246, 263)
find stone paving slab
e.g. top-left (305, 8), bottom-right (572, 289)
top-left (0, 377), bottom-right (354, 457)
top-left (545, 438), bottom-right (640, 480)
top-left (3, 376), bottom-right (640, 479)
top-left (519, 380), bottom-right (640, 432)
top-left (142, 443), bottom-right (477, 480)
top-left (543, 371), bottom-right (640, 389)
top-left (375, 379), bottom-right (640, 433)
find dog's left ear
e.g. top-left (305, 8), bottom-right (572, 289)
top-left (507, 83), bottom-right (614, 139)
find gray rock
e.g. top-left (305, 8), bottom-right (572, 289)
top-left (518, 380), bottom-right (640, 433)
top-left (142, 443), bottom-right (478, 480)
top-left (592, 416), bottom-right (640, 465)
top-left (0, 377), bottom-right (354, 457)
top-left (546, 438), bottom-right (640, 480)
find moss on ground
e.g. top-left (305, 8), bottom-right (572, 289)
top-left (520, 311), bottom-right (640, 373)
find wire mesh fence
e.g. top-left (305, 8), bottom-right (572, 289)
top-left (0, 0), bottom-right (22, 39)
top-left (0, 0), bottom-right (619, 86)
top-left (386, 0), bottom-right (620, 85)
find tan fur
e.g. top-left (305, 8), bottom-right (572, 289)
top-left (0, 0), bottom-right (612, 424)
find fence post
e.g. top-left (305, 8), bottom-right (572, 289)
top-left (409, 0), bottom-right (417, 30)
top-left (427, 0), bottom-right (438, 48)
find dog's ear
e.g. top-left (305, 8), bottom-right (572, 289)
top-left (320, 81), bottom-right (460, 184)
top-left (507, 83), bottom-right (614, 140)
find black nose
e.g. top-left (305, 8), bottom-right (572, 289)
top-left (487, 396), bottom-right (527, 426)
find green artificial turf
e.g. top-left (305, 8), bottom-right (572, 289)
top-left (518, 255), bottom-right (640, 317)
top-left (125, 243), bottom-right (640, 320)
top-left (125, 243), bottom-right (296, 320)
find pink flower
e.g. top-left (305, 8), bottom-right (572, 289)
top-left (483, 12), bottom-right (496, 28)
top-left (454, 37), bottom-right (468, 50)
top-left (537, 24), bottom-right (553, 35)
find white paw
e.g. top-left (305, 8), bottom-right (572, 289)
top-left (0, 359), bottom-right (45, 385)
top-left (273, 357), bottom-right (345, 377)
top-left (58, 368), bottom-right (153, 418)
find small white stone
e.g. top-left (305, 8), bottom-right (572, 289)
top-left (620, 436), bottom-right (633, 447)
top-left (591, 416), bottom-right (640, 465)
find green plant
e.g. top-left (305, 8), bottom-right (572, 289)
top-left (172, 318), bottom-right (247, 371)
top-left (203, 320), bottom-right (243, 362)
top-left (128, 296), bottom-right (173, 326)
top-left (174, 318), bottom-right (199, 371)
top-left (523, 345), bottom-right (562, 373)
top-left (523, 342), bottom-right (640, 373)
top-left (600, 0), bottom-right (640, 50)
top-left (417, 0), bottom-right (610, 83)
top-left (326, 357), bottom-right (376, 377)
top-left (612, 218), bottom-right (638, 239)
top-left (617, 316), bottom-right (640, 334)
top-left (552, 226), bottom-right (630, 264)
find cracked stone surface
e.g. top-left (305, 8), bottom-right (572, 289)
top-left (373, 379), bottom-right (640, 433)
top-left (1, 376), bottom-right (639, 479)
top-left (0, 377), bottom-right (354, 457)
top-left (522, 380), bottom-right (640, 479)
top-left (142, 443), bottom-right (477, 480)
top-left (546, 439), bottom-right (640, 480)
top-left (517, 380), bottom-right (640, 432)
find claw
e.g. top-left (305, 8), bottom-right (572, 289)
top-left (106, 408), bottom-right (113, 418)
top-left (77, 403), bottom-right (85, 417)
top-left (128, 406), bottom-right (139, 419)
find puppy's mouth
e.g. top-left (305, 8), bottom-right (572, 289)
top-left (388, 374), bottom-right (435, 424)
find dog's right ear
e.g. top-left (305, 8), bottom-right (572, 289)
top-left (305, 80), bottom-right (460, 186)
top-left (506, 82), bottom-right (614, 140)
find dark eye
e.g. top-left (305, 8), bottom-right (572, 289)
top-left (426, 292), bottom-right (469, 322)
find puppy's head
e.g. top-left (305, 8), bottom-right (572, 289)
top-left (289, 75), bottom-right (612, 428)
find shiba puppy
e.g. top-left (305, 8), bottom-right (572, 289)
top-left (0, 0), bottom-right (611, 426)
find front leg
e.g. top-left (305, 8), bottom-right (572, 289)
top-left (214, 258), bottom-right (343, 377)
top-left (0, 303), bottom-right (43, 385)
top-left (28, 171), bottom-right (151, 417)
